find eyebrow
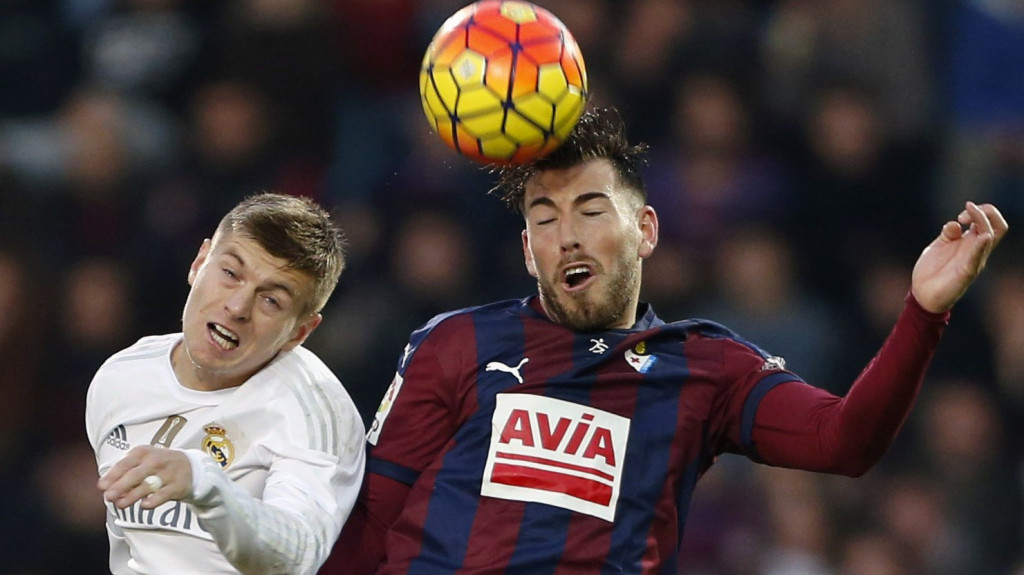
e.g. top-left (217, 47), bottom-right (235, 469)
top-left (223, 250), bottom-right (297, 300)
top-left (526, 191), bottom-right (611, 211)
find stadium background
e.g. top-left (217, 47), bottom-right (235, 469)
top-left (0, 0), bottom-right (1022, 573)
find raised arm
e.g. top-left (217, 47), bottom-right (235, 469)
top-left (749, 202), bottom-right (1007, 476)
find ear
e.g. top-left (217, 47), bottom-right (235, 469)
top-left (187, 239), bottom-right (213, 286)
top-left (522, 229), bottom-right (538, 278)
top-left (638, 206), bottom-right (659, 259)
top-left (281, 312), bottom-right (323, 352)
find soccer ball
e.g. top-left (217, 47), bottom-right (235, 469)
top-left (419, 0), bottom-right (589, 165)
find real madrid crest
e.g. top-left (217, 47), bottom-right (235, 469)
top-left (201, 424), bottom-right (234, 468)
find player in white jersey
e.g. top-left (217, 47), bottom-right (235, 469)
top-left (85, 192), bottom-right (365, 575)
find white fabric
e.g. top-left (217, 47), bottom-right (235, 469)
top-left (86, 334), bottom-right (365, 575)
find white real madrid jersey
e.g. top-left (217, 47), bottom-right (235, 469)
top-left (85, 334), bottom-right (365, 575)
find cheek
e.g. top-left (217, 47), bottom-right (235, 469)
top-left (531, 245), bottom-right (561, 276)
top-left (264, 317), bottom-right (299, 346)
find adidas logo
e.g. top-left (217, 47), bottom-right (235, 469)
top-left (105, 424), bottom-right (131, 451)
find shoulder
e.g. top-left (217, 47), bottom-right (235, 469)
top-left (413, 299), bottom-right (524, 337)
top-left (257, 347), bottom-right (365, 456)
top-left (406, 298), bottom-right (525, 351)
top-left (86, 334), bottom-right (179, 449)
top-left (93, 334), bottom-right (177, 380)
top-left (266, 347), bottom-right (353, 401)
top-left (263, 348), bottom-right (362, 421)
top-left (401, 298), bottom-right (526, 365)
top-left (664, 318), bottom-right (778, 365)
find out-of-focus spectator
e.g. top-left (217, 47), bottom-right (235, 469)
top-left (647, 71), bottom-right (791, 268)
top-left (837, 530), bottom-right (922, 575)
top-left (757, 468), bottom-right (832, 575)
top-left (0, 248), bottom-right (47, 463)
top-left (40, 257), bottom-right (136, 446)
top-left (874, 473), bottom-right (957, 574)
top-left (212, 0), bottom-right (340, 165)
top-left (16, 443), bottom-right (111, 575)
top-left (697, 226), bottom-right (844, 387)
top-left (610, 0), bottom-right (760, 146)
top-left (936, 0), bottom-right (1024, 226)
top-left (0, 1), bottom-right (1020, 572)
top-left (76, 0), bottom-right (210, 112)
top-left (760, 0), bottom-right (934, 143)
top-left (980, 252), bottom-right (1024, 454)
top-left (785, 80), bottom-right (933, 308)
top-left (0, 0), bottom-right (80, 116)
top-left (914, 381), bottom-right (1024, 575)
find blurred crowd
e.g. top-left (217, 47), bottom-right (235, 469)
top-left (0, 0), bottom-right (1022, 573)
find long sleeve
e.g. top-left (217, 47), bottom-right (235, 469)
top-left (184, 445), bottom-right (363, 575)
top-left (751, 292), bottom-right (949, 476)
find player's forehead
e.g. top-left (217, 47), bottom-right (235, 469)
top-left (211, 233), bottom-right (312, 291)
top-left (523, 158), bottom-right (623, 208)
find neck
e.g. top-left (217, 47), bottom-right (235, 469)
top-left (171, 340), bottom-right (246, 392)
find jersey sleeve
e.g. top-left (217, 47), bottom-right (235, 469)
top-left (328, 314), bottom-right (472, 574)
top-left (365, 314), bottom-right (470, 482)
top-left (693, 328), bottom-right (806, 459)
top-left (182, 387), bottom-right (365, 575)
top-left (749, 292), bottom-right (948, 475)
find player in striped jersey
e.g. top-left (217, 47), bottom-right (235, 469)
top-left (85, 193), bottom-right (365, 575)
top-left (324, 109), bottom-right (1007, 574)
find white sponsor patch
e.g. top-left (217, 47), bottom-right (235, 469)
top-left (367, 372), bottom-right (404, 445)
top-left (111, 500), bottom-right (212, 540)
top-left (482, 394), bottom-right (630, 522)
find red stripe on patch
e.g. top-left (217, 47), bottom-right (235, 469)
top-left (494, 451), bottom-right (616, 482)
top-left (491, 462), bottom-right (613, 506)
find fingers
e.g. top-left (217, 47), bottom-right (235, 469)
top-left (940, 220), bottom-right (963, 242)
top-left (959, 201), bottom-right (1009, 245)
top-left (979, 202), bottom-right (1009, 245)
top-left (97, 446), bottom-right (188, 509)
top-left (954, 201), bottom-right (1008, 277)
top-left (99, 465), bottom-right (161, 509)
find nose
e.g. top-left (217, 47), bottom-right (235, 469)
top-left (558, 219), bottom-right (581, 253)
top-left (224, 288), bottom-right (253, 321)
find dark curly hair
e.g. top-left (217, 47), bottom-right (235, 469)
top-left (491, 107), bottom-right (649, 213)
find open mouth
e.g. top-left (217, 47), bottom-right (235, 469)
top-left (208, 323), bottom-right (239, 350)
top-left (562, 264), bottom-right (594, 291)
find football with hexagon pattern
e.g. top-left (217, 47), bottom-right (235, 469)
top-left (419, 0), bottom-right (589, 165)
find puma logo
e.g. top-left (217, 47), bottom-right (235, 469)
top-left (485, 357), bottom-right (530, 384)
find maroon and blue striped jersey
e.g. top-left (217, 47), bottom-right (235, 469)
top-left (329, 293), bottom-right (947, 574)
top-left (365, 296), bottom-right (802, 574)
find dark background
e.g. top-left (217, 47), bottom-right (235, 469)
top-left (1, 0), bottom-right (1022, 573)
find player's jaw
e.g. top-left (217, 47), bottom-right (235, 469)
top-left (539, 252), bottom-right (639, 331)
top-left (177, 306), bottom-right (292, 390)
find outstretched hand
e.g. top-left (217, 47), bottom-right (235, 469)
top-left (911, 201), bottom-right (1008, 313)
